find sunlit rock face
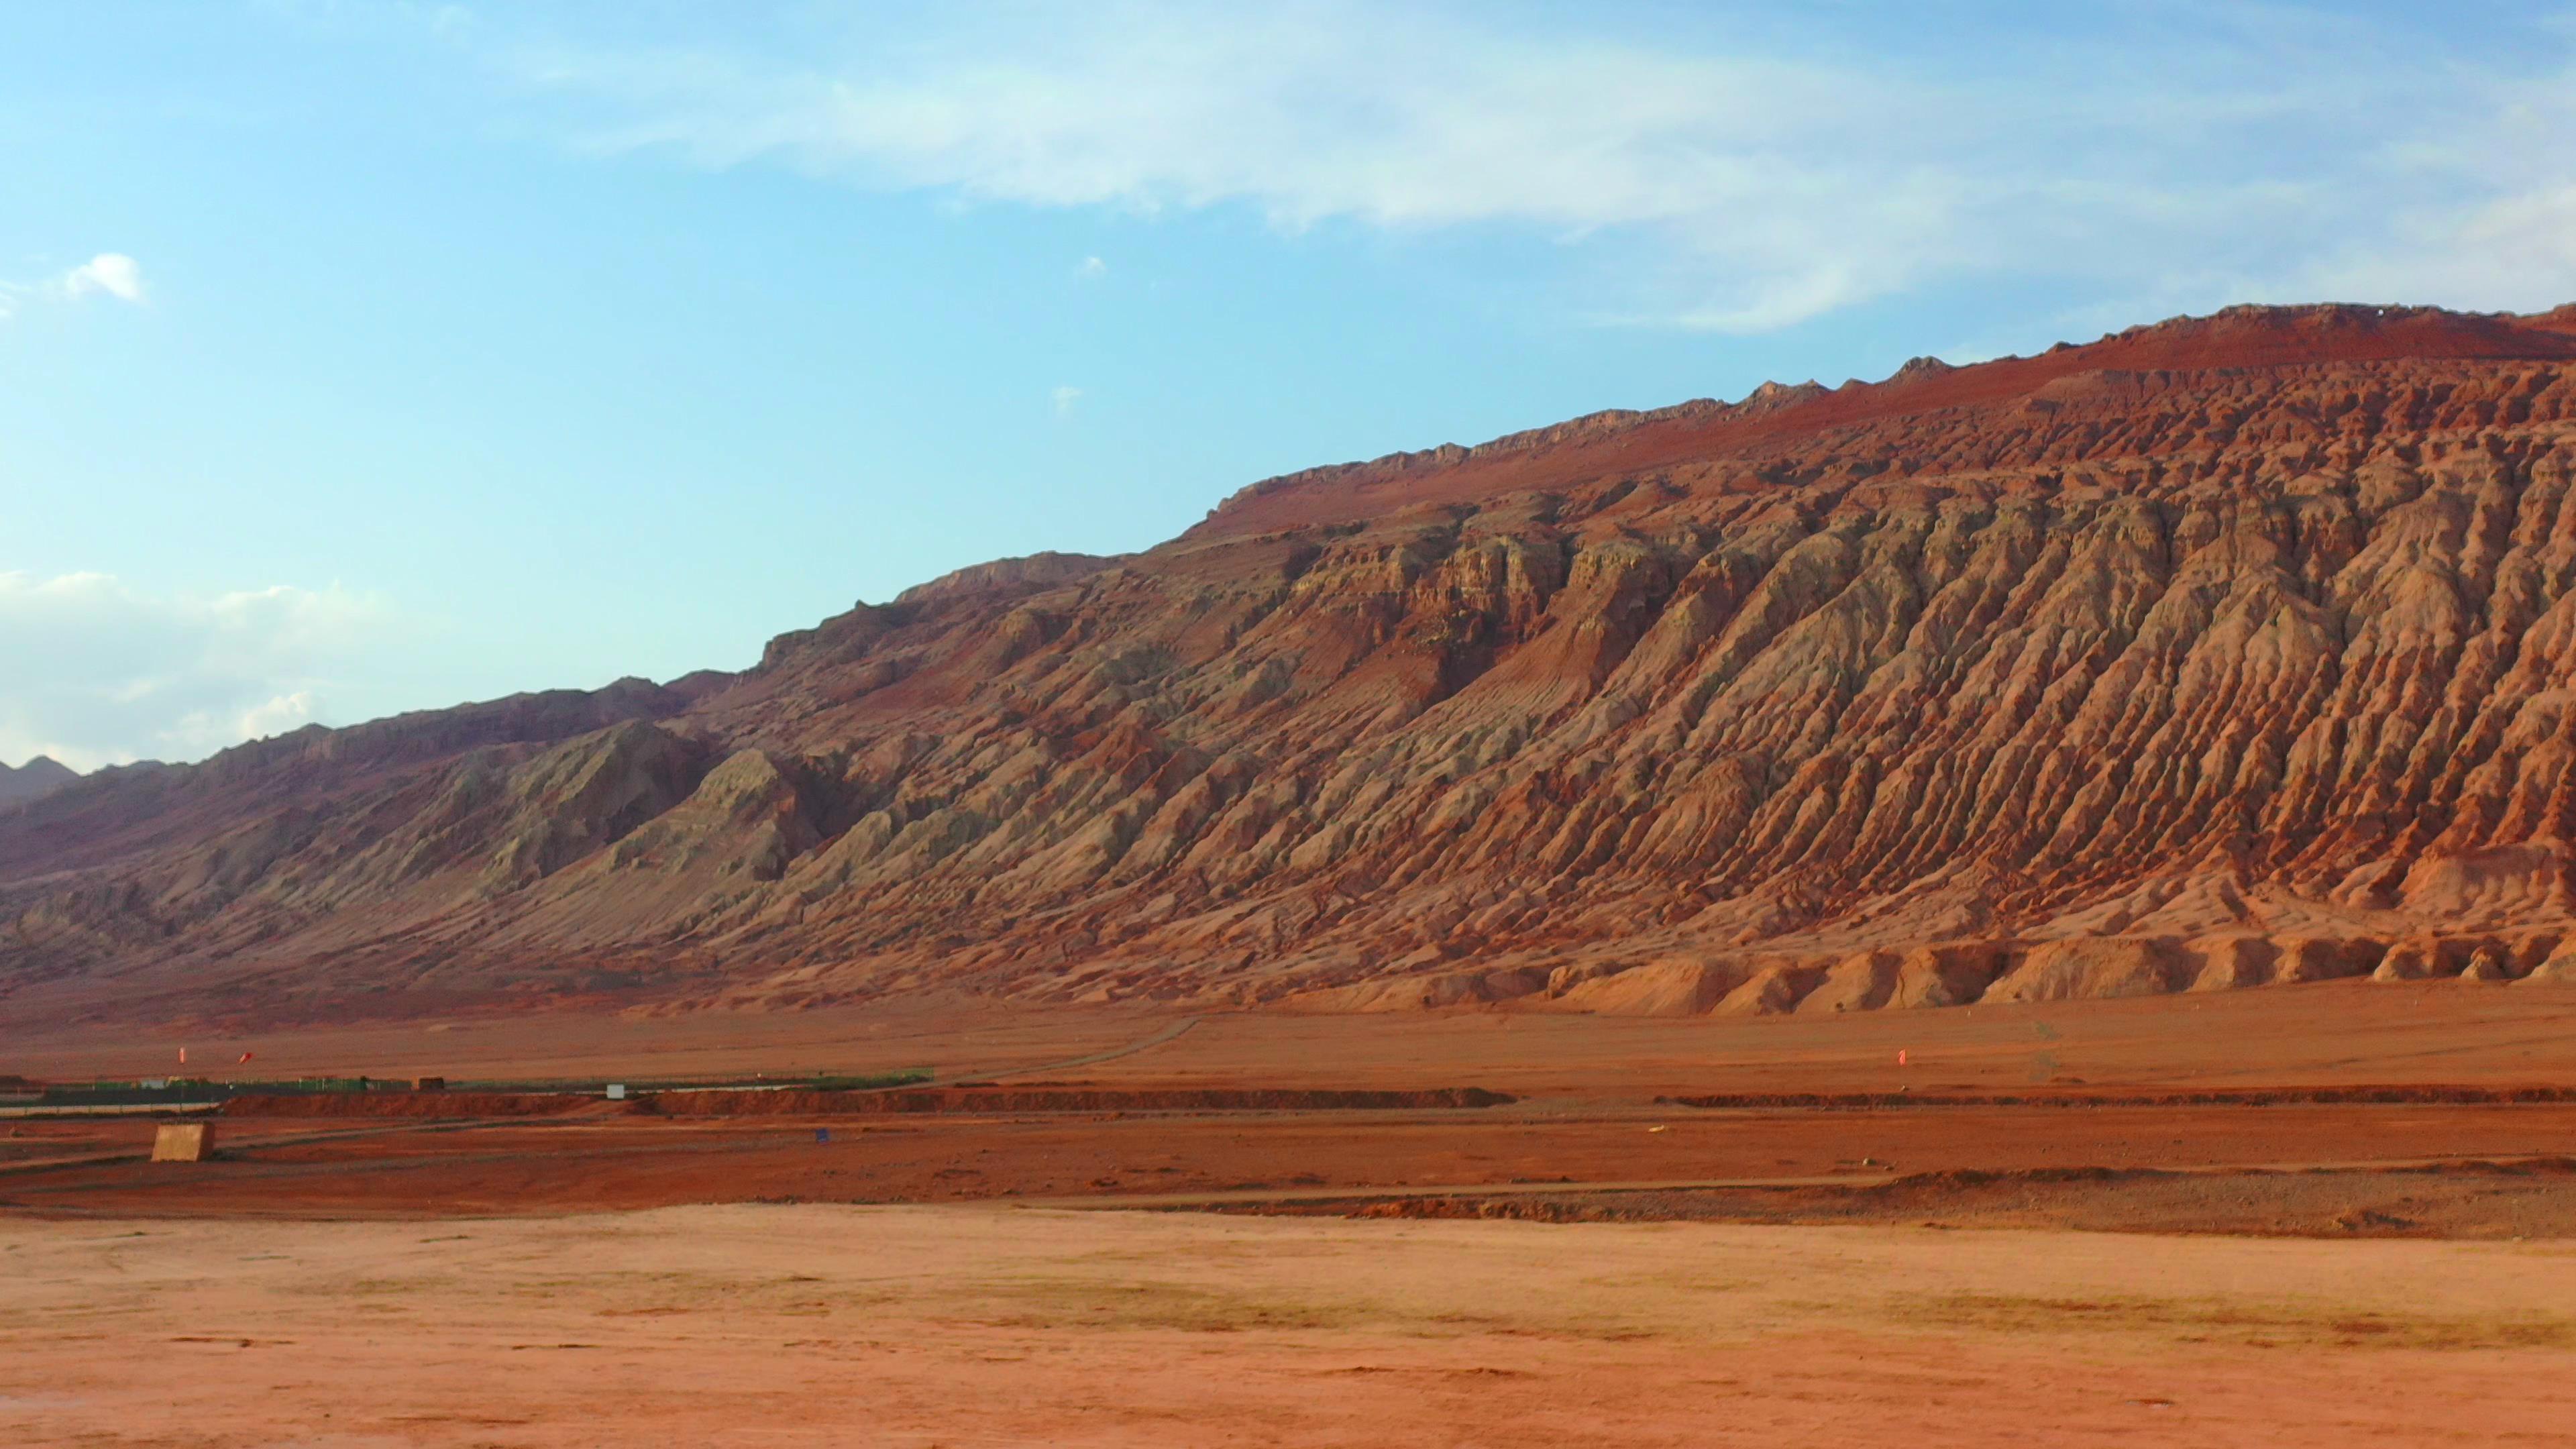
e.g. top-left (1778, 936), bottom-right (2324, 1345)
top-left (15, 303), bottom-right (2576, 1024)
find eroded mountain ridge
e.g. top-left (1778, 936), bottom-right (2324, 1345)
top-left (15, 303), bottom-right (2576, 1024)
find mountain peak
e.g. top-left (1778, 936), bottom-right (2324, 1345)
top-left (0, 755), bottom-right (79, 807)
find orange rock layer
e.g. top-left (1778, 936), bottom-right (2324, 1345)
top-left (15, 303), bottom-right (2576, 1025)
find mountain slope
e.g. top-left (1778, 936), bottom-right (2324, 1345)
top-left (15, 303), bottom-right (2576, 1027)
top-left (0, 756), bottom-right (77, 808)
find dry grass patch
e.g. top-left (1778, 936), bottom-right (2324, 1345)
top-left (962, 1276), bottom-right (1362, 1334)
top-left (1896, 1291), bottom-right (2576, 1350)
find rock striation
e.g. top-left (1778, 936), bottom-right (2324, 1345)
top-left (15, 303), bottom-right (2576, 1025)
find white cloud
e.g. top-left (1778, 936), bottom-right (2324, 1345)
top-left (0, 252), bottom-right (151, 321)
top-left (507, 8), bottom-right (1972, 329)
top-left (1051, 384), bottom-right (1082, 417)
top-left (1075, 254), bottom-right (1108, 280)
top-left (60, 253), bottom-right (148, 305)
top-left (455, 3), bottom-right (2576, 332)
top-left (0, 573), bottom-right (395, 771)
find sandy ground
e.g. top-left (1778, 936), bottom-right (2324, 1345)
top-left (7, 1205), bottom-right (2576, 1448)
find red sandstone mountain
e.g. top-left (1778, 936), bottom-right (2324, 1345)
top-left (15, 302), bottom-right (2576, 1028)
top-left (0, 755), bottom-right (78, 809)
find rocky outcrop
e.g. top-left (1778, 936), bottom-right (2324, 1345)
top-left (13, 303), bottom-right (2576, 1025)
top-left (892, 551), bottom-right (1126, 608)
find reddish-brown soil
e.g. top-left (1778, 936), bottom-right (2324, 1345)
top-left (13, 990), bottom-right (2576, 1444)
top-left (1656, 1085), bottom-right (2576, 1107)
top-left (213, 1084), bottom-right (1513, 1119)
top-left (9, 989), bottom-right (2576, 1233)
top-left (13, 1100), bottom-right (2576, 1223)
top-left (9, 1206), bottom-right (2576, 1448)
top-left (219, 1090), bottom-right (604, 1119)
top-left (17, 978), bottom-right (2576, 1097)
top-left (0, 996), bottom-right (1163, 1090)
top-left (635, 1085), bottom-right (1517, 1115)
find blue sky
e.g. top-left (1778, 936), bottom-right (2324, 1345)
top-left (7, 1), bottom-right (2575, 770)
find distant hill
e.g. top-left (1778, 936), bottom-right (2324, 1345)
top-left (0, 755), bottom-right (77, 807)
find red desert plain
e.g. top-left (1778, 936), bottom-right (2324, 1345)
top-left (12, 987), bottom-right (2576, 1446)
top-left (17, 305), bottom-right (2576, 1443)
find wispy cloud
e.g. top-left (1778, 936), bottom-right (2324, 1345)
top-left (1051, 384), bottom-right (1082, 417)
top-left (0, 252), bottom-right (152, 321)
top-left (439, 2), bottom-right (2576, 332)
top-left (2299, 68), bottom-right (2576, 311)
top-left (0, 573), bottom-right (396, 771)
top-left (1075, 254), bottom-right (1108, 281)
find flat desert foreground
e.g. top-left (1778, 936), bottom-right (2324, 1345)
top-left (7, 1204), bottom-right (2576, 1448)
